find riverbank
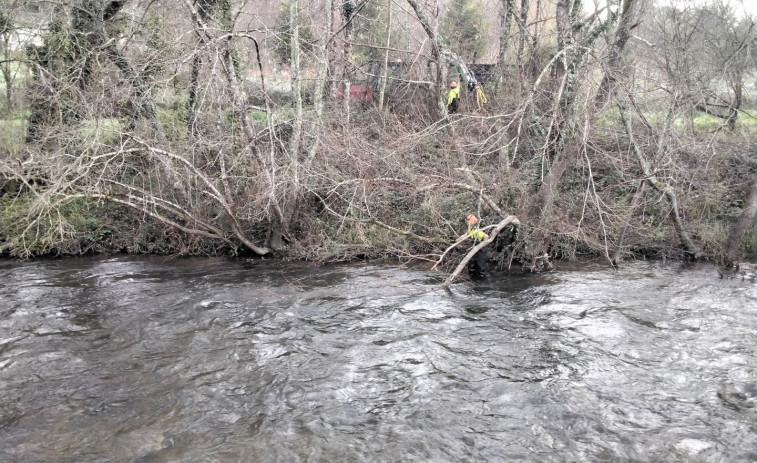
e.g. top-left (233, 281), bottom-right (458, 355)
top-left (3, 104), bottom-right (757, 266)
top-left (2, 185), bottom-right (755, 267)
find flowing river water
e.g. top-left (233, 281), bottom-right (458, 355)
top-left (0, 256), bottom-right (755, 462)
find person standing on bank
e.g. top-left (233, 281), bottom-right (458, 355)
top-left (456, 213), bottom-right (490, 277)
top-left (447, 81), bottom-right (460, 114)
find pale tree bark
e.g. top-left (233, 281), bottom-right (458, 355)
top-left (342, 0), bottom-right (355, 123)
top-left (496, 0), bottom-right (515, 90)
top-left (378, 0), bottom-right (392, 111)
top-left (307, 0), bottom-right (333, 163)
top-left (517, 0), bottom-right (529, 78)
top-left (327, 1), bottom-right (338, 99)
top-left (406, 0), bottom-right (447, 117)
top-left (1, 7), bottom-right (13, 112)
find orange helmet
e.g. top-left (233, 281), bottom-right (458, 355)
top-left (450, 81), bottom-right (458, 89)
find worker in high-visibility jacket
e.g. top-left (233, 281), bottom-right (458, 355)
top-left (447, 81), bottom-right (460, 113)
top-left (456, 213), bottom-right (490, 277)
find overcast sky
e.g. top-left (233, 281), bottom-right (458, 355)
top-left (733, 0), bottom-right (757, 16)
top-left (655, 0), bottom-right (757, 17)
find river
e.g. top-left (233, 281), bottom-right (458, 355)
top-left (0, 256), bottom-right (755, 462)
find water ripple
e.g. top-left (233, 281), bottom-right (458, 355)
top-left (0, 258), bottom-right (755, 462)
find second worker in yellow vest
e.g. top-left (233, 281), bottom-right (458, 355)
top-left (447, 81), bottom-right (460, 114)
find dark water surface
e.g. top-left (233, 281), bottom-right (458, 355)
top-left (1, 256), bottom-right (756, 462)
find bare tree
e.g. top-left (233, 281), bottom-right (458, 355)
top-left (406, 0), bottom-right (447, 117)
top-left (520, 0), bottom-right (635, 270)
top-left (377, 0), bottom-right (392, 110)
top-left (0, 3), bottom-right (15, 112)
top-left (341, 0), bottom-right (356, 122)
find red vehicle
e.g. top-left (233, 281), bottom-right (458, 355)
top-left (336, 81), bottom-right (374, 103)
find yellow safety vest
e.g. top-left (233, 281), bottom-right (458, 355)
top-left (467, 227), bottom-right (486, 241)
top-left (447, 87), bottom-right (460, 105)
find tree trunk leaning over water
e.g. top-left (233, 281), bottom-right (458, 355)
top-left (182, 0), bottom-right (277, 255)
top-left (521, 0), bottom-right (639, 271)
top-left (442, 216), bottom-right (521, 287)
top-left (724, 171), bottom-right (757, 266)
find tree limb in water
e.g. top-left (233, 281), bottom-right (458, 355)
top-left (442, 216), bottom-right (520, 288)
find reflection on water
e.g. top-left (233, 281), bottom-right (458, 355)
top-left (1, 256), bottom-right (756, 462)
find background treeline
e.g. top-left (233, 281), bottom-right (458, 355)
top-left (1, 0), bottom-right (756, 270)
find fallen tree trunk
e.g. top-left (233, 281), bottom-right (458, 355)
top-left (442, 215), bottom-right (520, 288)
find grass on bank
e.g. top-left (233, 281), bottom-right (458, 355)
top-left (594, 106), bottom-right (757, 137)
top-left (0, 117), bottom-right (25, 155)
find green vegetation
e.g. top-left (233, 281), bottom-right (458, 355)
top-left (0, 117), bottom-right (25, 155)
top-left (351, 0), bottom-right (407, 61)
top-left (271, 0), bottom-right (316, 66)
top-left (156, 109), bottom-right (188, 141)
top-left (0, 61), bottom-right (29, 90)
top-left (79, 118), bottom-right (123, 144)
top-left (441, 0), bottom-right (487, 60)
